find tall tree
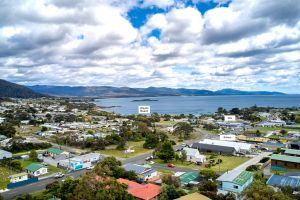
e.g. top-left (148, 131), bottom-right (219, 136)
top-left (156, 141), bottom-right (175, 162)
top-left (174, 122), bottom-right (193, 139)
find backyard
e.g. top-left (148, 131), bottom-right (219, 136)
top-left (0, 166), bottom-right (16, 189)
top-left (98, 141), bottom-right (152, 158)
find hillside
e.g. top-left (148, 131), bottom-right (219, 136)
top-left (0, 79), bottom-right (45, 98)
top-left (29, 85), bottom-right (285, 97)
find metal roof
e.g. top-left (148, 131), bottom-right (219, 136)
top-left (179, 172), bottom-right (200, 184)
top-left (271, 154), bottom-right (300, 163)
top-left (123, 163), bottom-right (154, 175)
top-left (191, 143), bottom-right (236, 154)
top-left (47, 147), bottom-right (64, 154)
top-left (25, 163), bottom-right (46, 172)
top-left (284, 149), bottom-right (300, 156)
top-left (267, 174), bottom-right (300, 188)
top-left (217, 169), bottom-right (253, 185)
top-left (233, 171), bottom-right (253, 186)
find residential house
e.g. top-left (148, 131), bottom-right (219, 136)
top-left (216, 169), bottom-right (253, 194)
top-left (0, 149), bottom-right (12, 160)
top-left (9, 172), bottom-right (28, 183)
top-left (182, 147), bottom-right (205, 163)
top-left (123, 163), bottom-right (158, 181)
top-left (271, 154), bottom-right (300, 170)
top-left (26, 163), bottom-right (48, 176)
top-left (47, 147), bottom-right (64, 158)
top-left (59, 153), bottom-right (101, 170)
top-left (284, 149), bottom-right (300, 157)
top-left (117, 178), bottom-right (161, 200)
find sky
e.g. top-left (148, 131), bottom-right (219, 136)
top-left (0, 0), bottom-right (300, 93)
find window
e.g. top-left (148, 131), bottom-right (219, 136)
top-left (233, 185), bottom-right (238, 189)
top-left (284, 162), bottom-right (287, 166)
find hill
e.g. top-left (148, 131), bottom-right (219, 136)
top-left (29, 85), bottom-right (285, 97)
top-left (0, 79), bottom-right (45, 98)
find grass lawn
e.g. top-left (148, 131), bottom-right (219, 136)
top-left (98, 141), bottom-right (152, 158)
top-left (16, 125), bottom-right (41, 136)
top-left (154, 155), bottom-right (250, 172)
top-left (249, 126), bottom-right (300, 134)
top-left (0, 166), bottom-right (16, 189)
top-left (156, 120), bottom-right (177, 126)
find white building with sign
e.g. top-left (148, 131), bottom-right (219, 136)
top-left (224, 115), bottom-right (236, 122)
top-left (220, 134), bottom-right (236, 141)
top-left (138, 106), bottom-right (150, 114)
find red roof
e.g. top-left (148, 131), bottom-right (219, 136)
top-left (117, 178), bottom-right (161, 200)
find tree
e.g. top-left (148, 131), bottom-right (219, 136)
top-left (156, 141), bottom-right (175, 162)
top-left (200, 169), bottom-right (217, 180)
top-left (246, 165), bottom-right (259, 172)
top-left (94, 156), bottom-right (122, 177)
top-left (73, 175), bottom-right (134, 200)
top-left (180, 150), bottom-right (187, 163)
top-left (295, 116), bottom-right (300, 124)
top-left (41, 126), bottom-right (47, 132)
top-left (162, 174), bottom-right (181, 188)
top-left (0, 123), bottom-right (16, 137)
top-left (198, 180), bottom-right (218, 199)
top-left (159, 184), bottom-right (186, 200)
top-left (174, 122), bottom-right (193, 139)
top-left (243, 180), bottom-right (293, 200)
top-left (29, 150), bottom-right (38, 161)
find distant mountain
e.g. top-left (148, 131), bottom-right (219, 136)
top-left (0, 79), bottom-right (45, 98)
top-left (29, 85), bottom-right (285, 97)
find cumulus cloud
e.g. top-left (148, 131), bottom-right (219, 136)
top-left (0, 0), bottom-right (299, 93)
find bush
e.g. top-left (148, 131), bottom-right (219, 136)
top-left (259, 157), bottom-right (270, 163)
top-left (246, 165), bottom-right (260, 171)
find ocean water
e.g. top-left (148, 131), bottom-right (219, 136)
top-left (95, 95), bottom-right (300, 115)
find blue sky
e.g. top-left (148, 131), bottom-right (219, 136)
top-left (0, 0), bottom-right (299, 93)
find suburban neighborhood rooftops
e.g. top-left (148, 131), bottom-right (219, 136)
top-left (271, 154), bottom-right (300, 163)
top-left (25, 163), bottom-right (46, 172)
top-left (233, 171), bottom-right (253, 186)
top-left (47, 147), bottom-right (64, 155)
top-left (284, 149), bottom-right (300, 156)
top-left (199, 139), bottom-right (252, 151)
top-left (10, 172), bottom-right (28, 178)
top-left (267, 174), bottom-right (300, 188)
top-left (191, 143), bottom-right (236, 153)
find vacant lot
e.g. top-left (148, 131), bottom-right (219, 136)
top-left (99, 141), bottom-right (152, 158)
top-left (0, 166), bottom-right (16, 189)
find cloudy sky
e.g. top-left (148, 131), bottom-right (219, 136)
top-left (0, 0), bottom-right (299, 93)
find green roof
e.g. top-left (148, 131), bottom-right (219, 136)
top-left (48, 147), bottom-right (64, 154)
top-left (233, 171), bottom-right (253, 186)
top-left (271, 154), bottom-right (300, 164)
top-left (284, 149), bottom-right (300, 156)
top-left (25, 163), bottom-right (45, 172)
top-left (180, 172), bottom-right (199, 184)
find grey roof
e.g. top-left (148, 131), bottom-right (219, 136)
top-left (123, 163), bottom-right (154, 175)
top-left (217, 169), bottom-right (243, 182)
top-left (267, 175), bottom-right (300, 188)
top-left (191, 143), bottom-right (236, 154)
top-left (183, 147), bottom-right (199, 156)
top-left (0, 149), bottom-right (11, 154)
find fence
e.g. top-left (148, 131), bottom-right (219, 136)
top-left (7, 177), bottom-right (38, 189)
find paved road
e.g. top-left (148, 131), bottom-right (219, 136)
top-left (1, 170), bottom-right (87, 200)
top-left (233, 152), bottom-right (272, 171)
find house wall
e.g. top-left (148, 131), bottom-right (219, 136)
top-left (219, 176), bottom-right (253, 193)
top-left (28, 167), bottom-right (48, 176)
top-left (10, 175), bottom-right (28, 183)
top-left (271, 160), bottom-right (300, 169)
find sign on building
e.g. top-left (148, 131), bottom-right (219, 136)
top-left (138, 106), bottom-right (150, 114)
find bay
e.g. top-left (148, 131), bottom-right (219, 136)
top-left (95, 95), bottom-right (300, 115)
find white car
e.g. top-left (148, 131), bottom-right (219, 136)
top-left (86, 166), bottom-right (95, 170)
top-left (54, 172), bottom-right (64, 178)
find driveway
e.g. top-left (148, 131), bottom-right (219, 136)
top-left (233, 152), bottom-right (272, 171)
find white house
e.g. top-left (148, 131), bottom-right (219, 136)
top-left (10, 172), bottom-right (28, 183)
top-left (224, 115), bottom-right (236, 122)
top-left (25, 163), bottom-right (48, 176)
top-left (123, 163), bottom-right (158, 181)
top-left (0, 149), bottom-right (12, 160)
top-left (183, 147), bottom-right (206, 163)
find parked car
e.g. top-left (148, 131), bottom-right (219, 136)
top-left (167, 163), bottom-right (175, 168)
top-left (86, 166), bottom-right (94, 170)
top-left (145, 156), bottom-right (154, 161)
top-left (54, 172), bottom-right (64, 178)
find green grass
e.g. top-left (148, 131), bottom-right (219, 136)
top-left (154, 155), bottom-right (250, 172)
top-left (249, 127), bottom-right (300, 134)
top-left (98, 141), bottom-right (152, 158)
top-left (16, 125), bottom-right (41, 136)
top-left (0, 166), bottom-right (16, 189)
